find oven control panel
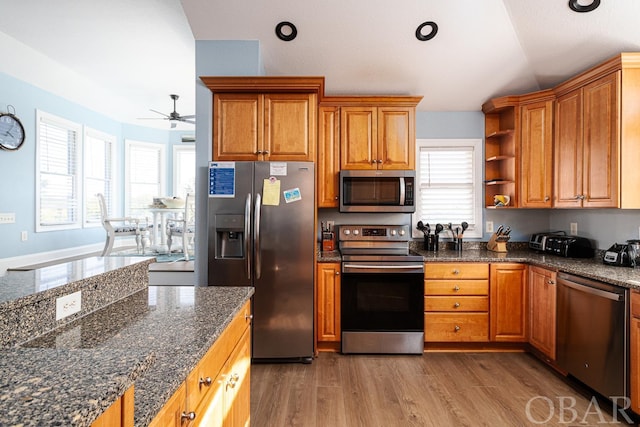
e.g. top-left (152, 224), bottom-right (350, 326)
top-left (338, 225), bottom-right (410, 241)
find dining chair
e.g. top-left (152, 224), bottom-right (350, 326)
top-left (97, 193), bottom-right (142, 256)
top-left (166, 193), bottom-right (195, 260)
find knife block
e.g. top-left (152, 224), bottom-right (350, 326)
top-left (487, 232), bottom-right (509, 253)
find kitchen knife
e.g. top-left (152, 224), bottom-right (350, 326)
top-left (496, 225), bottom-right (504, 235)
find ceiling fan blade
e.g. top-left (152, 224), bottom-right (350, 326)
top-left (179, 114), bottom-right (196, 119)
top-left (137, 117), bottom-right (165, 120)
top-left (181, 119), bottom-right (196, 125)
top-left (149, 109), bottom-right (170, 118)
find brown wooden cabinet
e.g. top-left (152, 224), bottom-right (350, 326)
top-left (490, 263), bottom-right (527, 342)
top-left (554, 72), bottom-right (619, 208)
top-left (317, 106), bottom-right (340, 208)
top-left (528, 266), bottom-right (557, 361)
top-left (316, 262), bottom-right (341, 346)
top-left (202, 76), bottom-right (324, 163)
top-left (424, 263), bottom-right (489, 342)
top-left (340, 105), bottom-right (415, 170)
top-left (149, 300), bottom-right (252, 427)
top-left (631, 291), bottom-right (640, 414)
top-left (212, 92), bottom-right (317, 162)
top-left (91, 387), bottom-right (134, 427)
top-left (520, 95), bottom-right (554, 208)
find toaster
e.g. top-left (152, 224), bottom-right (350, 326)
top-left (603, 243), bottom-right (631, 266)
top-left (529, 232), bottom-right (595, 258)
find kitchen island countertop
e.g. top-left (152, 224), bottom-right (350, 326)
top-left (9, 285), bottom-right (254, 427)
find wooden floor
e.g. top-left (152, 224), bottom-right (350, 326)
top-left (251, 352), bottom-right (637, 427)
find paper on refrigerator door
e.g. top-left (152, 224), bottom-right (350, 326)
top-left (262, 177), bottom-right (280, 205)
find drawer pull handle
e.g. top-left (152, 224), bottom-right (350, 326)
top-left (245, 314), bottom-right (254, 321)
top-left (452, 269), bottom-right (460, 275)
top-left (453, 302), bottom-right (460, 308)
top-left (228, 373), bottom-right (240, 388)
top-left (454, 325), bottom-right (461, 332)
top-left (547, 280), bottom-right (555, 285)
top-left (453, 285), bottom-right (460, 292)
top-left (181, 411), bottom-right (196, 421)
top-left (199, 376), bottom-right (212, 387)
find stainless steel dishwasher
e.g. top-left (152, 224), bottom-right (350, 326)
top-left (557, 272), bottom-right (628, 400)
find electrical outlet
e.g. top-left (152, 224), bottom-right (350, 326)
top-left (570, 222), bottom-right (578, 236)
top-left (0, 213), bottom-right (15, 224)
top-left (486, 221), bottom-right (494, 233)
top-left (21, 231), bottom-right (27, 241)
top-left (56, 291), bottom-right (82, 321)
top-left (326, 221), bottom-right (335, 231)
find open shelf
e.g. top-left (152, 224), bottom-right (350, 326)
top-left (486, 155), bottom-right (515, 162)
top-left (486, 129), bottom-right (514, 139)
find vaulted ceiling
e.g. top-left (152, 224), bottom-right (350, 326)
top-left (1, 0), bottom-right (639, 128)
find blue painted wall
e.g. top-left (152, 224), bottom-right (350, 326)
top-left (0, 72), bottom-right (183, 259)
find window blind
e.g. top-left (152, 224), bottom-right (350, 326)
top-left (415, 139), bottom-right (482, 238)
top-left (84, 130), bottom-right (114, 226)
top-left (126, 141), bottom-right (165, 218)
top-left (37, 115), bottom-right (80, 229)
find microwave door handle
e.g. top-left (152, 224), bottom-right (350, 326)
top-left (399, 177), bottom-right (406, 205)
top-left (244, 193), bottom-right (251, 280)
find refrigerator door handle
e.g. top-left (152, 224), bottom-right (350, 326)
top-left (244, 193), bottom-right (252, 280)
top-left (254, 193), bottom-right (262, 279)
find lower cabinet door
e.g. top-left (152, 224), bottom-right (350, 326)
top-left (148, 383), bottom-right (187, 427)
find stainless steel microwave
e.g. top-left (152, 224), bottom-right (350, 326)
top-left (339, 170), bottom-right (415, 213)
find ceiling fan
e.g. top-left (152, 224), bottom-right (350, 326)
top-left (141, 94), bottom-right (195, 128)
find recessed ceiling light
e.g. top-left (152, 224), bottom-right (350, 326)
top-left (416, 21), bottom-right (438, 41)
top-left (568, 0), bottom-right (600, 13)
top-left (275, 21), bottom-right (297, 41)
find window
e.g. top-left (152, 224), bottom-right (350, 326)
top-left (36, 111), bottom-right (82, 231)
top-left (125, 139), bottom-right (166, 218)
top-left (172, 145), bottom-right (195, 198)
top-left (413, 139), bottom-right (482, 238)
top-left (83, 128), bottom-right (115, 227)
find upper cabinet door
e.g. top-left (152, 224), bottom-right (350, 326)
top-left (340, 106), bottom-right (377, 169)
top-left (264, 93), bottom-right (317, 161)
top-left (214, 94), bottom-right (263, 161)
top-left (317, 106), bottom-right (340, 207)
top-left (520, 100), bottom-right (553, 208)
top-left (377, 107), bottom-right (415, 170)
top-left (581, 72), bottom-right (620, 208)
top-left (554, 89), bottom-right (584, 208)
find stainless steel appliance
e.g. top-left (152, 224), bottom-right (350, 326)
top-left (339, 225), bottom-right (424, 354)
top-left (528, 232), bottom-right (594, 258)
top-left (207, 161), bottom-right (315, 362)
top-left (557, 272), bottom-right (628, 400)
top-left (339, 170), bottom-right (415, 213)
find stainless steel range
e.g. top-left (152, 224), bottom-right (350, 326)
top-left (339, 224), bottom-right (424, 355)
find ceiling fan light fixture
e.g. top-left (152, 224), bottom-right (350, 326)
top-left (416, 21), bottom-right (438, 41)
top-left (568, 0), bottom-right (600, 13)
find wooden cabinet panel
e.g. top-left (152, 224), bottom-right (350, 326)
top-left (490, 263), bottom-right (527, 342)
top-left (631, 290), bottom-right (640, 414)
top-left (424, 313), bottom-right (489, 342)
top-left (317, 107), bottom-right (340, 207)
top-left (554, 72), bottom-right (620, 208)
top-left (424, 296), bottom-right (488, 312)
top-left (214, 94), bottom-right (262, 161)
top-left (377, 107), bottom-right (414, 169)
top-left (520, 100), bottom-right (553, 207)
top-left (424, 280), bottom-right (489, 296)
top-left (425, 263), bottom-right (489, 280)
top-left (340, 107), bottom-right (376, 169)
top-left (148, 383), bottom-right (187, 427)
top-left (528, 266), bottom-right (557, 360)
top-left (316, 262), bottom-right (341, 342)
top-left (581, 72), bottom-right (619, 207)
top-left (264, 93), bottom-right (317, 161)
top-left (91, 387), bottom-right (134, 427)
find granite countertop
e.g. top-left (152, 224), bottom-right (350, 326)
top-left (0, 348), bottom-right (155, 427)
top-left (0, 256), bottom-right (155, 307)
top-left (19, 285), bottom-right (254, 427)
top-left (317, 243), bottom-right (640, 290)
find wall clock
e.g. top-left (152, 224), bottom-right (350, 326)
top-left (0, 111), bottom-right (25, 151)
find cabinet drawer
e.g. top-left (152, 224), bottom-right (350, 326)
top-left (424, 296), bottom-right (488, 312)
top-left (425, 313), bottom-right (489, 342)
top-left (425, 263), bottom-right (489, 280)
top-left (424, 280), bottom-right (489, 295)
top-left (186, 300), bottom-right (251, 410)
top-left (632, 290), bottom-right (640, 318)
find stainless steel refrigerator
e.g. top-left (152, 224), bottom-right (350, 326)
top-left (207, 161), bottom-right (315, 362)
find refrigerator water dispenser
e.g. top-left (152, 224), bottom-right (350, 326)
top-left (215, 214), bottom-right (244, 258)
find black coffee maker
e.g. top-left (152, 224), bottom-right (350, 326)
top-left (603, 240), bottom-right (640, 267)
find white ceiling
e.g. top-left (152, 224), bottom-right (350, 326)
top-left (1, 0), bottom-right (639, 129)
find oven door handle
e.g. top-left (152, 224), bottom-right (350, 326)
top-left (342, 263), bottom-right (424, 274)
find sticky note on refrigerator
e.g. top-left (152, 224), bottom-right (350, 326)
top-left (262, 178), bottom-right (280, 206)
